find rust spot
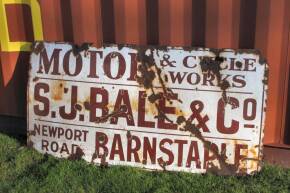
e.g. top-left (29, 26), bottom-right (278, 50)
top-left (164, 74), bottom-right (169, 82)
top-left (200, 57), bottom-right (222, 75)
top-left (84, 101), bottom-right (90, 110)
top-left (64, 87), bottom-right (69, 93)
top-left (262, 79), bottom-right (268, 84)
top-left (236, 61), bottom-right (243, 68)
top-left (262, 67), bottom-right (269, 84)
top-left (95, 105), bottom-right (127, 123)
top-left (259, 56), bottom-right (267, 65)
top-left (32, 42), bottom-right (44, 54)
top-left (38, 64), bottom-right (43, 74)
top-left (72, 43), bottom-right (92, 56)
top-left (148, 93), bottom-right (162, 103)
top-left (154, 103), bottom-right (174, 124)
top-left (117, 44), bottom-right (125, 50)
top-left (74, 103), bottom-right (82, 111)
top-left (130, 99), bottom-right (139, 112)
top-left (230, 48), bottom-right (261, 56)
top-left (157, 158), bottom-right (167, 171)
top-left (136, 64), bottom-right (156, 89)
top-left (200, 56), bottom-right (232, 104)
top-left (142, 159), bottom-right (147, 165)
top-left (28, 130), bottom-right (36, 136)
top-left (97, 134), bottom-right (106, 142)
top-left (175, 108), bottom-right (185, 117)
top-left (90, 142), bottom-right (109, 165)
top-left (176, 115), bottom-right (186, 125)
top-left (68, 146), bottom-right (85, 160)
top-left (263, 107), bottom-right (267, 112)
top-left (126, 130), bottom-right (132, 140)
top-left (51, 81), bottom-right (65, 101)
top-left (242, 157), bottom-right (259, 162)
top-left (27, 140), bottom-right (34, 148)
top-left (91, 152), bottom-right (98, 163)
top-left (100, 149), bottom-right (109, 167)
top-left (32, 77), bottom-right (39, 82)
top-left (220, 80), bottom-right (230, 91)
top-left (155, 45), bottom-right (170, 52)
top-left (249, 148), bottom-right (258, 158)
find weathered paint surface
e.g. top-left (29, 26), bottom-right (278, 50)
top-left (27, 42), bottom-right (268, 175)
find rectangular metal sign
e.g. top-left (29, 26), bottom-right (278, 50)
top-left (27, 42), bottom-right (268, 175)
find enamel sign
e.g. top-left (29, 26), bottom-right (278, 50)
top-left (27, 42), bottom-right (268, 175)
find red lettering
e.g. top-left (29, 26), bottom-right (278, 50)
top-left (138, 91), bottom-right (154, 128)
top-left (37, 48), bottom-right (61, 75)
top-left (187, 72), bottom-right (200, 85)
top-left (87, 51), bottom-right (102, 78)
top-left (48, 126), bottom-right (58, 138)
top-left (41, 139), bottom-right (49, 151)
top-left (234, 144), bottom-right (248, 166)
top-left (203, 143), bottom-right (219, 169)
top-left (95, 132), bottom-right (108, 158)
top-left (229, 58), bottom-right (241, 71)
top-left (42, 125), bottom-right (48, 136)
top-left (110, 134), bottom-right (125, 161)
top-left (127, 53), bottom-right (138, 81)
top-left (127, 135), bottom-right (141, 162)
top-left (158, 138), bottom-right (174, 166)
top-left (111, 89), bottom-right (135, 126)
top-left (50, 141), bottom-right (59, 152)
top-left (183, 56), bottom-right (197, 68)
top-left (244, 58), bottom-right (256, 72)
top-left (243, 98), bottom-right (257, 120)
top-left (168, 71), bottom-right (188, 84)
top-left (59, 86), bottom-right (78, 120)
top-left (89, 88), bottom-right (109, 122)
top-left (175, 139), bottom-right (187, 166)
top-left (157, 94), bottom-right (177, 130)
top-left (74, 130), bottom-right (82, 141)
top-left (143, 137), bottom-right (156, 164)
top-left (57, 127), bottom-right (64, 138)
top-left (202, 73), bottom-right (215, 86)
top-left (34, 82), bottom-right (49, 116)
top-left (217, 97), bottom-right (239, 134)
top-left (186, 141), bottom-right (200, 168)
top-left (232, 75), bottom-right (246, 88)
top-left (60, 143), bottom-right (69, 154)
top-left (63, 50), bottom-right (83, 76)
top-left (104, 52), bottom-right (126, 79)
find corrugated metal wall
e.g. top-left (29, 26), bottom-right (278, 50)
top-left (0, 0), bottom-right (289, 145)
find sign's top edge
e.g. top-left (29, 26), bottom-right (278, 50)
top-left (31, 41), bottom-right (266, 64)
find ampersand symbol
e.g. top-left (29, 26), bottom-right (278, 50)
top-left (189, 100), bottom-right (209, 132)
top-left (160, 54), bottom-right (176, 67)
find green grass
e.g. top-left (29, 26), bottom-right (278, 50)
top-left (0, 133), bottom-right (290, 193)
